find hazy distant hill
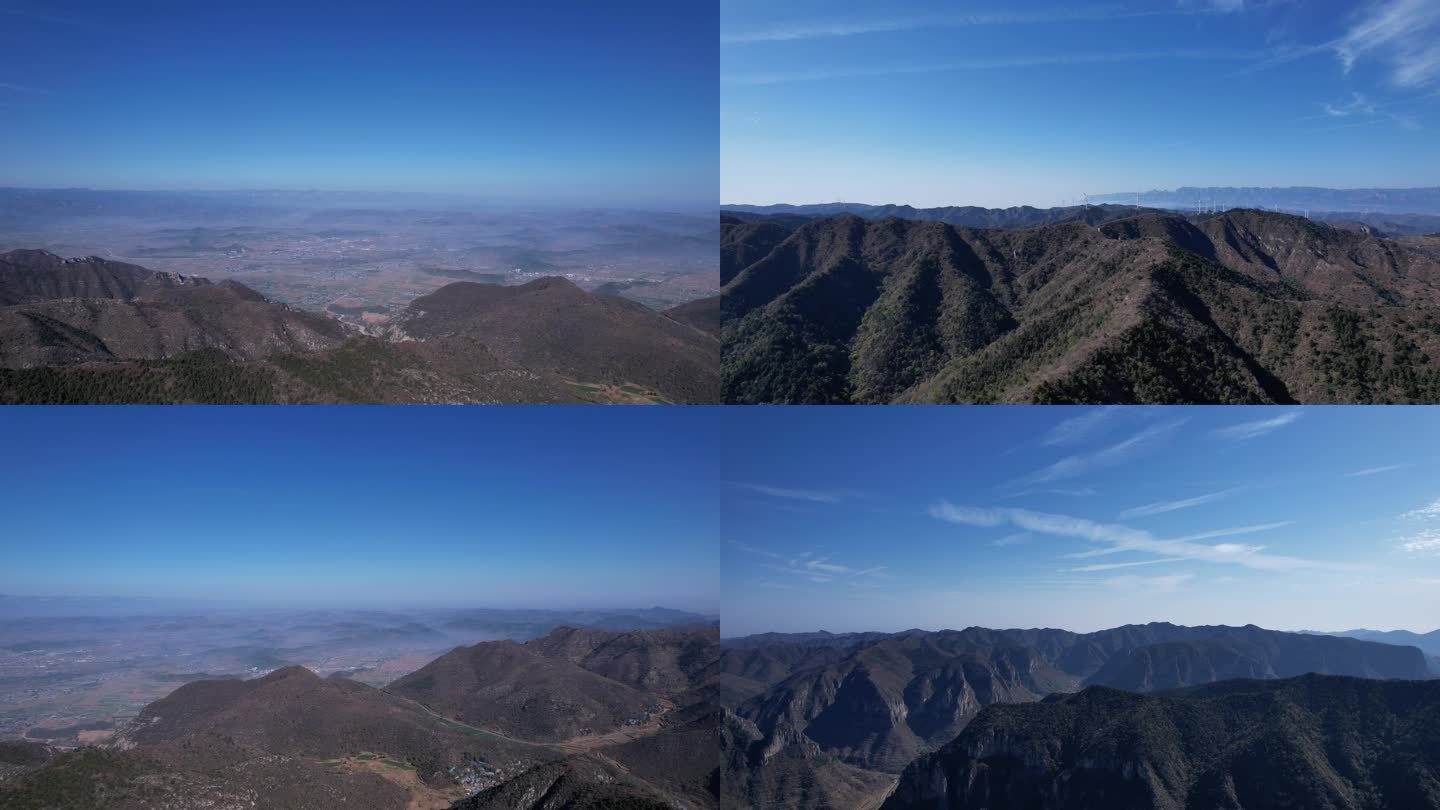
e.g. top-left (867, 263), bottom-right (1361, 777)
top-left (0, 249), bottom-right (719, 403)
top-left (1, 622), bottom-right (721, 809)
top-left (722, 624), bottom-right (1431, 809)
top-left (120, 665), bottom-right (528, 776)
top-left (0, 249), bottom-right (210, 305)
top-left (1092, 185), bottom-right (1440, 216)
top-left (883, 674), bottom-right (1440, 810)
top-left (388, 276), bottom-right (718, 402)
top-left (389, 624), bottom-right (719, 743)
top-left (1321, 628), bottom-right (1440, 657)
top-left (0, 666), bottom-right (533, 810)
top-left (526, 625), bottom-right (720, 695)
top-left (0, 279), bottom-right (350, 369)
top-left (722, 209), bottom-right (1440, 403)
top-left (387, 639), bottom-right (656, 742)
top-left (721, 203), bottom-right (1149, 229)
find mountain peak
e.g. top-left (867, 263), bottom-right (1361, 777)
top-left (257, 664), bottom-right (320, 683)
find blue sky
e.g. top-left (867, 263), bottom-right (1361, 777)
top-left (0, 0), bottom-right (716, 206)
top-left (722, 0), bottom-right (1440, 207)
top-left (723, 406), bottom-right (1440, 636)
top-left (0, 407), bottom-right (719, 612)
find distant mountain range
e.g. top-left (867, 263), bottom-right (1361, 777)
top-left (722, 200), bottom-right (1440, 238)
top-left (721, 209), bottom-right (1440, 403)
top-left (1319, 628), bottom-right (1440, 658)
top-left (0, 249), bottom-right (718, 403)
top-left (0, 623), bottom-right (720, 809)
top-left (1090, 186), bottom-right (1440, 217)
top-left (884, 674), bottom-right (1440, 810)
top-left (725, 187), bottom-right (1440, 221)
top-left (719, 623), bottom-right (1434, 809)
top-left (721, 202), bottom-right (1151, 231)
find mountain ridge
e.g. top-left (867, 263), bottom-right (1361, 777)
top-left (721, 623), bottom-right (1432, 808)
top-left (0, 249), bottom-right (719, 403)
top-left (722, 208), bottom-right (1440, 403)
top-left (882, 673), bottom-right (1440, 809)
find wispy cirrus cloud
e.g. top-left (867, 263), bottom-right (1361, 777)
top-left (1069, 557), bottom-right (1186, 572)
top-left (727, 539), bottom-right (781, 559)
top-left (1324, 91), bottom-right (1378, 116)
top-left (1119, 488), bottom-right (1238, 520)
top-left (1399, 528), bottom-right (1440, 553)
top-left (1307, 90), bottom-right (1425, 131)
top-left (930, 502), bottom-right (1331, 571)
top-left (728, 482), bottom-right (859, 504)
top-left (1334, 0), bottom-right (1440, 88)
top-left (723, 50), bottom-right (1266, 86)
top-left (1011, 420), bottom-right (1183, 488)
top-left (1345, 463), bottom-right (1411, 477)
top-left (1040, 407), bottom-right (1118, 447)
top-left (722, 6), bottom-right (1159, 45)
top-left (769, 555), bottom-right (890, 583)
top-left (1064, 521), bottom-right (1295, 558)
top-left (733, 543), bottom-right (891, 584)
top-left (1104, 573), bottom-right (1194, 593)
top-left (1212, 411), bottom-right (1301, 440)
top-left (1402, 497), bottom-right (1440, 520)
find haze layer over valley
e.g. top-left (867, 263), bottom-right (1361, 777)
top-left (0, 406), bottom-right (721, 807)
top-left (0, 189), bottom-right (718, 319)
top-left (1, 0), bottom-right (719, 405)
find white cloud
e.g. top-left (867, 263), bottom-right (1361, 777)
top-left (1402, 497), bottom-right (1440, 519)
top-left (928, 502), bottom-right (1007, 527)
top-left (1070, 557), bottom-right (1186, 572)
top-left (723, 50), bottom-right (1266, 86)
top-left (1333, 0), bottom-right (1440, 87)
top-left (756, 552), bottom-right (892, 585)
top-left (1324, 91), bottom-right (1377, 116)
top-left (1013, 420), bottom-right (1183, 487)
top-left (1065, 521), bottom-right (1294, 558)
top-left (1119, 488), bottom-right (1236, 520)
top-left (932, 502), bottom-right (1333, 571)
top-left (1103, 573), bottom-right (1194, 593)
top-left (1171, 522), bottom-right (1294, 542)
top-left (722, 7), bottom-right (1163, 45)
top-left (1040, 408), bottom-right (1117, 447)
top-left (1400, 528), bottom-right (1440, 553)
top-left (1212, 411), bottom-right (1301, 440)
top-left (1345, 464), bottom-right (1410, 477)
top-left (994, 532), bottom-right (1032, 547)
top-left (729, 482), bottom-right (855, 504)
top-left (728, 539), bottom-right (781, 559)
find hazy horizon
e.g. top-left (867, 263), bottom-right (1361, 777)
top-left (719, 183), bottom-right (1440, 210)
top-left (0, 185), bottom-right (719, 214)
top-left (722, 0), bottom-right (1440, 207)
top-left (2, 1), bottom-right (717, 207)
top-left (722, 406), bottom-right (1440, 637)
top-left (0, 592), bottom-right (719, 616)
top-left (2, 407), bottom-right (720, 613)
